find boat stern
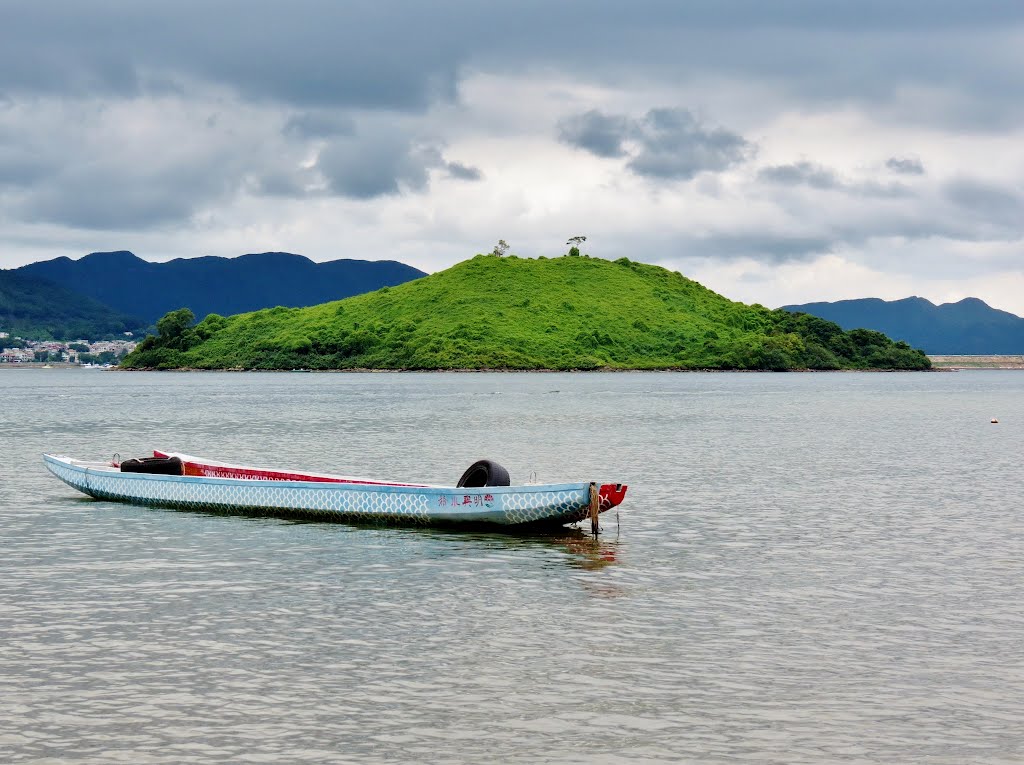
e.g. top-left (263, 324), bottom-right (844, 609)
top-left (42, 454), bottom-right (95, 496)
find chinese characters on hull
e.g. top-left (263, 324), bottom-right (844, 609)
top-left (437, 493), bottom-right (495, 508)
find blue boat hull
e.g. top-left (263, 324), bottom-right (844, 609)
top-left (43, 454), bottom-right (611, 527)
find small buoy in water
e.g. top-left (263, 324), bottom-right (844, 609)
top-left (991, 418), bottom-right (999, 424)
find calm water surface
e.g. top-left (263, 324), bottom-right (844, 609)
top-left (2, 370), bottom-right (1023, 764)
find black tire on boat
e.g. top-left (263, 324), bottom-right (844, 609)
top-left (120, 456), bottom-right (184, 475)
top-left (456, 459), bottom-right (511, 488)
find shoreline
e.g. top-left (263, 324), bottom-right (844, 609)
top-left (0, 362), bottom-right (88, 370)
top-left (928, 355), bottom-right (1024, 370)
top-left (102, 354), bottom-right (1024, 373)
top-left (109, 365), bottom-right (946, 373)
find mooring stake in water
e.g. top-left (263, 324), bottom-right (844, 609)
top-left (589, 482), bottom-right (600, 536)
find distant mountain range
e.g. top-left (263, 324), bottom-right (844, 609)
top-left (782, 297), bottom-right (1024, 354)
top-left (0, 270), bottom-right (146, 340)
top-left (7, 247), bottom-right (1020, 356)
top-left (12, 250), bottom-right (427, 326)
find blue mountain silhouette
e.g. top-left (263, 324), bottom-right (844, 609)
top-left (783, 296), bottom-right (1024, 354)
top-left (15, 250), bottom-right (427, 325)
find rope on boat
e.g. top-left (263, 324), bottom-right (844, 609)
top-left (589, 482), bottom-right (600, 536)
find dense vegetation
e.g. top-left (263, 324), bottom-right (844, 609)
top-left (15, 250), bottom-right (427, 324)
top-left (123, 254), bottom-right (931, 371)
top-left (783, 296), bottom-right (1024, 354)
top-left (0, 270), bottom-right (146, 340)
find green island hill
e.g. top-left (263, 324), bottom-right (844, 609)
top-left (121, 254), bottom-right (931, 371)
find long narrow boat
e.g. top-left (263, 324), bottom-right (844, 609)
top-left (42, 451), bottom-right (628, 529)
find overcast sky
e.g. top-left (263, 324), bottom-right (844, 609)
top-left (1, 1), bottom-right (1023, 312)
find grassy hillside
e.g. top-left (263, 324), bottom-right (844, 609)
top-left (122, 254), bottom-right (931, 370)
top-left (0, 270), bottom-right (146, 340)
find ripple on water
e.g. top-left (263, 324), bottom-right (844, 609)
top-left (2, 370), bottom-right (1024, 764)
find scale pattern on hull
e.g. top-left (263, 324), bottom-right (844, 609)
top-left (45, 457), bottom-right (593, 526)
top-left (503, 490), bottom-right (588, 524)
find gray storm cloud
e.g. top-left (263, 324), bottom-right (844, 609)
top-left (759, 162), bottom-right (841, 190)
top-left (628, 109), bottom-right (753, 180)
top-left (759, 162), bottom-right (914, 198)
top-left (283, 112), bottom-right (356, 140)
top-left (1, 2), bottom-right (1021, 118)
top-left (886, 157), bottom-right (926, 175)
top-left (315, 130), bottom-right (481, 200)
top-left (559, 108), bottom-right (752, 180)
top-left (557, 111), bottom-right (630, 158)
top-left (942, 178), bottom-right (1024, 233)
